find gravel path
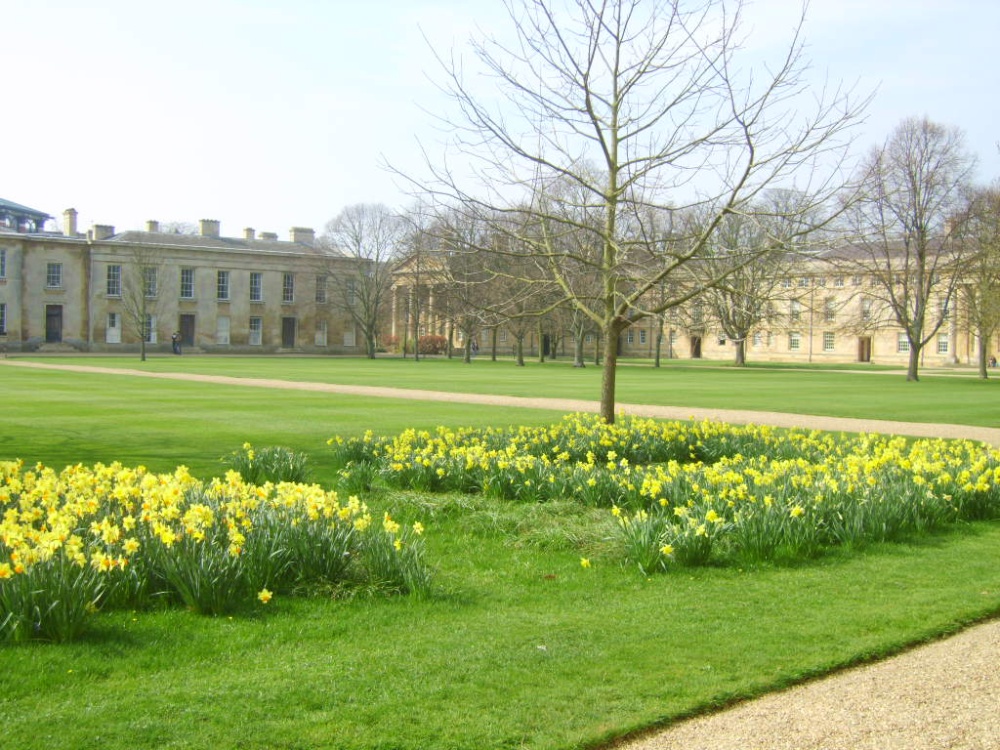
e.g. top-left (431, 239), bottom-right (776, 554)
top-left (4, 358), bottom-right (1000, 748)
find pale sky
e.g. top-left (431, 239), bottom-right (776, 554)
top-left (4, 0), bottom-right (998, 238)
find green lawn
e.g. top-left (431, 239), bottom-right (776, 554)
top-left (14, 353), bottom-right (1000, 428)
top-left (1, 357), bottom-right (999, 749)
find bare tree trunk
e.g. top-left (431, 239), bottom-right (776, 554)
top-left (491, 328), bottom-right (498, 362)
top-left (515, 336), bottom-right (525, 366)
top-left (978, 335), bottom-right (989, 379)
top-left (573, 331), bottom-right (585, 368)
top-left (600, 328), bottom-right (620, 423)
top-left (734, 339), bottom-right (746, 366)
top-left (907, 345), bottom-right (921, 382)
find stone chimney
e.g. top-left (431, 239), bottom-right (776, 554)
top-left (90, 224), bottom-right (115, 240)
top-left (260, 231), bottom-right (278, 241)
top-left (63, 208), bottom-right (78, 237)
top-left (199, 219), bottom-right (221, 238)
top-left (243, 227), bottom-right (256, 240)
top-left (290, 227), bottom-right (315, 244)
top-left (146, 220), bottom-right (160, 233)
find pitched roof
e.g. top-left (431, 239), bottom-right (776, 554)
top-left (0, 197), bottom-right (51, 221)
top-left (108, 230), bottom-right (341, 258)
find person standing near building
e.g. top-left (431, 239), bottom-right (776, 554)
top-left (171, 331), bottom-right (182, 355)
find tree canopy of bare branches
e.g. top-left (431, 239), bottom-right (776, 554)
top-left (408, 0), bottom-right (866, 421)
top-left (843, 116), bottom-right (977, 381)
top-left (320, 203), bottom-right (405, 359)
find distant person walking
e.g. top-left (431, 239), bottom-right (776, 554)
top-left (171, 332), bottom-right (182, 355)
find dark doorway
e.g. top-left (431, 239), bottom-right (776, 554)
top-left (179, 315), bottom-right (195, 346)
top-left (542, 334), bottom-right (551, 357)
top-left (690, 335), bottom-right (702, 359)
top-left (858, 336), bottom-right (872, 363)
top-left (281, 317), bottom-right (296, 348)
top-left (45, 305), bottom-right (63, 343)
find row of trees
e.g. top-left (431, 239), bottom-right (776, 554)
top-left (118, 1), bottom-right (995, 423)
top-left (321, 0), bottom-right (1000, 421)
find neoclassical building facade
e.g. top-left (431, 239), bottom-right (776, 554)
top-left (0, 199), bottom-right (357, 354)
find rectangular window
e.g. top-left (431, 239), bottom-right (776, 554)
top-left (216, 316), bottom-right (230, 345)
top-left (816, 277), bottom-right (827, 287)
top-left (217, 270), bottom-right (230, 301)
top-left (143, 267), bottom-right (158, 298)
top-left (937, 333), bottom-right (949, 355)
top-left (798, 278), bottom-right (809, 288)
top-left (315, 275), bottom-right (327, 304)
top-left (249, 317), bottom-right (262, 346)
top-left (143, 314), bottom-right (157, 344)
top-left (788, 331), bottom-right (801, 351)
top-left (343, 328), bottom-right (356, 347)
top-left (752, 331), bottom-right (762, 347)
top-left (639, 329), bottom-right (647, 345)
top-left (861, 298), bottom-right (872, 322)
top-left (823, 332), bottom-right (835, 352)
top-left (106, 265), bottom-right (122, 297)
top-left (0, 248), bottom-right (6, 279)
top-left (789, 300), bottom-right (801, 323)
top-left (250, 272), bottom-right (263, 302)
top-left (0, 302), bottom-right (6, 335)
top-left (780, 278), bottom-right (792, 289)
top-left (897, 333), bottom-right (910, 353)
top-left (180, 268), bottom-right (195, 299)
top-left (346, 278), bottom-right (356, 307)
top-left (626, 330), bottom-right (634, 344)
top-left (585, 333), bottom-right (593, 343)
top-left (282, 272), bottom-right (294, 303)
top-left (46, 262), bottom-right (62, 288)
top-left (852, 275), bottom-right (862, 287)
top-left (823, 299), bottom-right (836, 323)
top-left (315, 320), bottom-right (328, 346)
top-left (834, 276), bottom-right (844, 288)
top-left (499, 330), bottom-right (507, 343)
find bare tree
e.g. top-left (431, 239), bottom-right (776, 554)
top-left (320, 204), bottom-right (404, 359)
top-left (408, 0), bottom-right (864, 422)
top-left (843, 117), bottom-right (976, 381)
top-left (957, 186), bottom-right (1000, 378)
top-left (120, 245), bottom-right (168, 361)
top-left (694, 192), bottom-right (817, 365)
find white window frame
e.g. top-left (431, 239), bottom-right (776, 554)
top-left (46, 262), bottom-right (62, 288)
top-left (823, 331), bottom-right (835, 352)
top-left (106, 265), bottom-right (122, 297)
top-left (315, 320), bottom-right (328, 346)
top-left (180, 268), bottom-right (195, 300)
top-left (143, 314), bottom-right (157, 344)
top-left (217, 270), bottom-right (230, 301)
top-left (315, 275), bottom-right (327, 304)
top-left (0, 248), bottom-right (6, 279)
top-left (788, 331), bottom-right (801, 351)
top-left (937, 333), bottom-right (949, 355)
top-left (282, 272), bottom-right (294, 304)
top-left (250, 272), bottom-right (263, 303)
top-left (897, 333), bottom-right (910, 353)
top-left (343, 327), bottom-right (356, 347)
top-left (639, 329), bottom-right (647, 345)
top-left (249, 316), bottom-right (262, 346)
top-left (143, 267), bottom-right (158, 298)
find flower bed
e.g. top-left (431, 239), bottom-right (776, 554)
top-left (0, 461), bottom-right (427, 642)
top-left (329, 413), bottom-right (1000, 572)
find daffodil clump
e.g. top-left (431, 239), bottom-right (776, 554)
top-left (329, 413), bottom-right (1000, 573)
top-left (0, 460), bottom-right (428, 643)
